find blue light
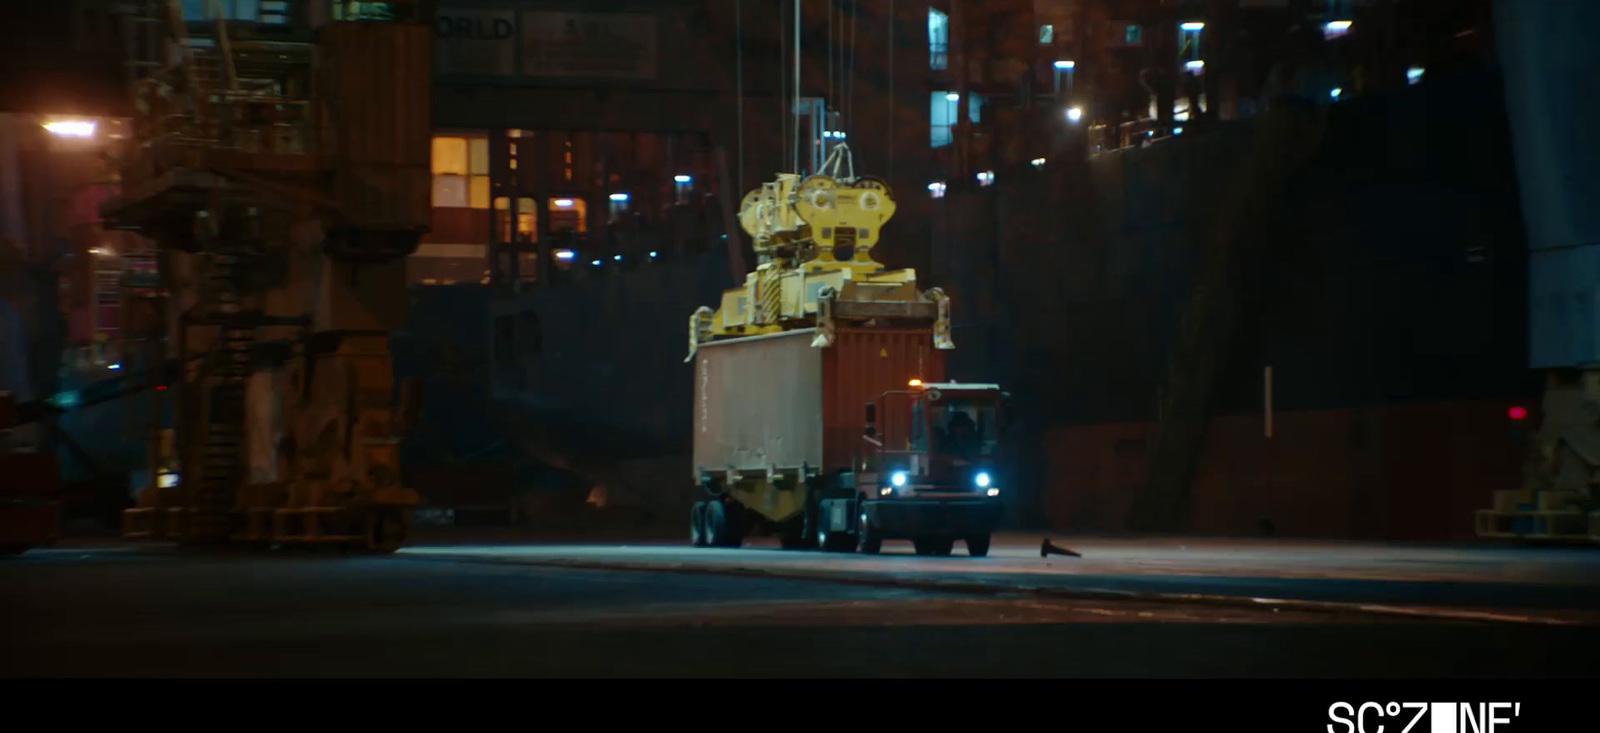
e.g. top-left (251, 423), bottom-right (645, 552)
top-left (613, 255), bottom-right (622, 261)
top-left (649, 251), bottom-right (658, 258)
top-left (108, 363), bottom-right (121, 370)
top-left (591, 260), bottom-right (602, 266)
top-left (975, 472), bottom-right (991, 488)
top-left (891, 471), bottom-right (908, 487)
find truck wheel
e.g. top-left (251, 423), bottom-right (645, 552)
top-left (704, 499), bottom-right (742, 548)
top-left (857, 514), bottom-right (882, 554)
top-left (691, 502), bottom-right (708, 547)
top-left (817, 525), bottom-right (855, 553)
top-left (965, 534), bottom-right (991, 557)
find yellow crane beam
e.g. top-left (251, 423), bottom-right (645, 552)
top-left (688, 144), bottom-right (951, 361)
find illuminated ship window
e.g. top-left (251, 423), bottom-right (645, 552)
top-left (931, 92), bottom-right (957, 148)
top-left (548, 198), bottom-right (587, 234)
top-left (432, 135), bottom-right (490, 210)
top-left (929, 9), bottom-right (949, 71)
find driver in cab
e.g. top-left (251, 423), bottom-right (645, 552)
top-left (936, 410), bottom-right (980, 463)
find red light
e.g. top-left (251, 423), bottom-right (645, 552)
top-left (1509, 406), bottom-right (1527, 420)
top-left (156, 385), bottom-right (167, 391)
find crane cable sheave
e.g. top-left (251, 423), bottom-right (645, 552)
top-left (736, 143), bottom-right (896, 261)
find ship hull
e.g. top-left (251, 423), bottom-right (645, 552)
top-left (405, 64), bottom-right (1533, 541)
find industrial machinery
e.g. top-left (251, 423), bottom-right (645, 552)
top-left (686, 144), bottom-right (1010, 556)
top-left (0, 393), bottom-right (62, 556)
top-left (859, 381), bottom-right (1011, 555)
top-left (1473, 1), bottom-right (1600, 544)
top-left (96, 0), bottom-right (433, 550)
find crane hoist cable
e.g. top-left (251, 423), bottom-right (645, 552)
top-left (848, 0), bottom-right (857, 145)
top-left (888, 0), bottom-right (895, 181)
top-left (736, 0), bottom-right (744, 195)
top-left (792, 0), bottom-right (801, 173)
top-left (837, 0), bottom-right (847, 138)
top-left (778, 0), bottom-right (786, 177)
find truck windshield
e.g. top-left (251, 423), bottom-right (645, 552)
top-left (922, 398), bottom-right (997, 459)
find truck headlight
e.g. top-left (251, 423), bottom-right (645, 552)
top-left (986, 488), bottom-right (1000, 497)
top-left (891, 471), bottom-right (908, 487)
top-left (975, 472), bottom-right (991, 488)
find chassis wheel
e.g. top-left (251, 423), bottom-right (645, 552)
top-left (704, 499), bottom-right (742, 548)
top-left (817, 525), bottom-right (855, 553)
top-left (965, 533), bottom-right (991, 557)
top-left (691, 502), bottom-right (708, 547)
top-left (857, 513), bottom-right (882, 554)
top-left (811, 497), bottom-right (855, 552)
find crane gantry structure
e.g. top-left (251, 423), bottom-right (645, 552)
top-left (104, 0), bottom-right (434, 550)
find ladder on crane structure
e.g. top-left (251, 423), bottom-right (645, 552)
top-left (113, 0), bottom-right (429, 548)
top-left (113, 0), bottom-right (305, 542)
top-left (189, 228), bottom-right (259, 541)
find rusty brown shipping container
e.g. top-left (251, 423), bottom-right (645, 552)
top-left (690, 322), bottom-right (1008, 556)
top-left (693, 327), bottom-right (944, 479)
top-left (822, 328), bottom-right (947, 473)
top-left (317, 20), bottom-right (432, 234)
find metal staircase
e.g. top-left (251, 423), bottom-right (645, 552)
top-left (110, 0), bottom-right (429, 550)
top-left (189, 237), bottom-right (257, 541)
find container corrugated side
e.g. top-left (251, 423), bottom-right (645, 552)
top-left (693, 329), bottom-right (825, 477)
top-left (319, 21), bottom-right (432, 230)
top-left (821, 327), bottom-right (945, 474)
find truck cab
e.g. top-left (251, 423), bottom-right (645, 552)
top-left (856, 381), bottom-right (1012, 556)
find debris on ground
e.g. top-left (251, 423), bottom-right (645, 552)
top-left (1041, 538), bottom-right (1082, 558)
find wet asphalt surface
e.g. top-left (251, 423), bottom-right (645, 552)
top-left (406, 532), bottom-right (1600, 618)
top-left (3, 541), bottom-right (1598, 677)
